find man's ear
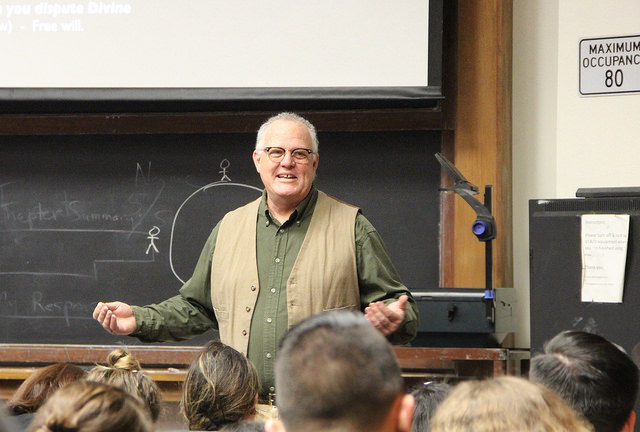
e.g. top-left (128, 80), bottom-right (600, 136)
top-left (265, 419), bottom-right (286, 432)
top-left (621, 411), bottom-right (636, 432)
top-left (251, 150), bottom-right (264, 172)
top-left (252, 150), bottom-right (262, 172)
top-left (396, 393), bottom-right (415, 432)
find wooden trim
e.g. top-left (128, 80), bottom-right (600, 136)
top-left (0, 344), bottom-right (201, 367)
top-left (0, 108), bottom-right (443, 135)
top-left (438, 1), bottom-right (458, 287)
top-left (0, 366), bottom-right (187, 382)
top-left (496, 0), bottom-right (514, 288)
top-left (393, 346), bottom-right (508, 374)
top-left (0, 344), bottom-right (510, 372)
top-left (444, 0), bottom-right (513, 289)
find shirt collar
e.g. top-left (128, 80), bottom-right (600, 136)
top-left (260, 185), bottom-right (318, 226)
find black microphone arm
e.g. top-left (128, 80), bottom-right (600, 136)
top-left (435, 152), bottom-right (496, 242)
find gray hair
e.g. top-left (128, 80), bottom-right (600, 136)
top-left (255, 112), bottom-right (319, 153)
top-left (275, 310), bottom-right (404, 432)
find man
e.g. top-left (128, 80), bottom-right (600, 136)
top-left (265, 310), bottom-right (414, 432)
top-left (529, 330), bottom-right (639, 432)
top-left (93, 112), bottom-right (419, 401)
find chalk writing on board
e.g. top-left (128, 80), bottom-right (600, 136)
top-left (0, 172), bottom-right (162, 280)
top-left (0, 158), bottom-right (262, 329)
top-left (0, 290), bottom-right (95, 325)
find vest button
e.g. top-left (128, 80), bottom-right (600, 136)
top-left (251, 285), bottom-right (257, 291)
top-left (246, 306), bottom-right (251, 312)
top-left (242, 330), bottom-right (247, 336)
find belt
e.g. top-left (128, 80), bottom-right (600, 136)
top-left (258, 393), bottom-right (276, 406)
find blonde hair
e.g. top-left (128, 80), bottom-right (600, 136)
top-left (28, 380), bottom-right (153, 432)
top-left (429, 376), bottom-right (594, 432)
top-left (86, 349), bottom-right (161, 422)
top-left (181, 341), bottom-right (260, 431)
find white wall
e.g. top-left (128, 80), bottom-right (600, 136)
top-left (557, 0), bottom-right (640, 197)
top-left (512, 0), bottom-right (640, 348)
top-left (512, 0), bottom-right (558, 348)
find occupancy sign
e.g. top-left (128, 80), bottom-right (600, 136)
top-left (579, 34), bottom-right (640, 96)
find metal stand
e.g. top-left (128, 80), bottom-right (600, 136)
top-left (435, 153), bottom-right (497, 323)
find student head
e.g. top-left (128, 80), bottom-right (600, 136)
top-left (429, 375), bottom-right (594, 432)
top-left (27, 380), bottom-right (153, 432)
top-left (181, 341), bottom-right (260, 431)
top-left (409, 381), bottom-right (452, 432)
top-left (268, 310), bottom-right (414, 432)
top-left (86, 348), bottom-right (162, 422)
top-left (7, 362), bottom-right (87, 415)
top-left (220, 420), bottom-right (266, 432)
top-left (529, 330), bottom-right (639, 432)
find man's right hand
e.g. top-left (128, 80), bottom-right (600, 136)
top-left (92, 301), bottom-right (137, 335)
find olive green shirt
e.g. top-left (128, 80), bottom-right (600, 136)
top-left (132, 186), bottom-right (419, 393)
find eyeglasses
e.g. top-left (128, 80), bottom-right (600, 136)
top-left (261, 147), bottom-right (315, 163)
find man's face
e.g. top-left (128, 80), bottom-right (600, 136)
top-left (253, 119), bottom-right (319, 208)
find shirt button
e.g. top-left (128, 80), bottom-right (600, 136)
top-left (274, 258), bottom-right (281, 263)
top-left (266, 318), bottom-right (273, 323)
top-left (270, 386), bottom-right (276, 392)
top-left (246, 306), bottom-right (251, 312)
top-left (242, 330), bottom-right (247, 336)
top-left (266, 353), bottom-right (272, 359)
top-left (270, 288), bottom-right (276, 294)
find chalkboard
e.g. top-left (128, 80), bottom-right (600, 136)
top-left (0, 130), bottom-right (441, 345)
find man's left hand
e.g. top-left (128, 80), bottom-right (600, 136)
top-left (364, 294), bottom-right (408, 336)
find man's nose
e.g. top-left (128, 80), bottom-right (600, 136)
top-left (280, 150), bottom-right (295, 165)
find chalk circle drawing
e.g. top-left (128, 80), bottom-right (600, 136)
top-left (169, 178), bottom-right (263, 284)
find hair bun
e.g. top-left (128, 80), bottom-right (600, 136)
top-left (107, 349), bottom-right (140, 372)
top-left (41, 416), bottom-right (78, 432)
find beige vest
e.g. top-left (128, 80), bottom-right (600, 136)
top-left (210, 191), bottom-right (360, 355)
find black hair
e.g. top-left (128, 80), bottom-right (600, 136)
top-left (530, 330), bottom-right (639, 432)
